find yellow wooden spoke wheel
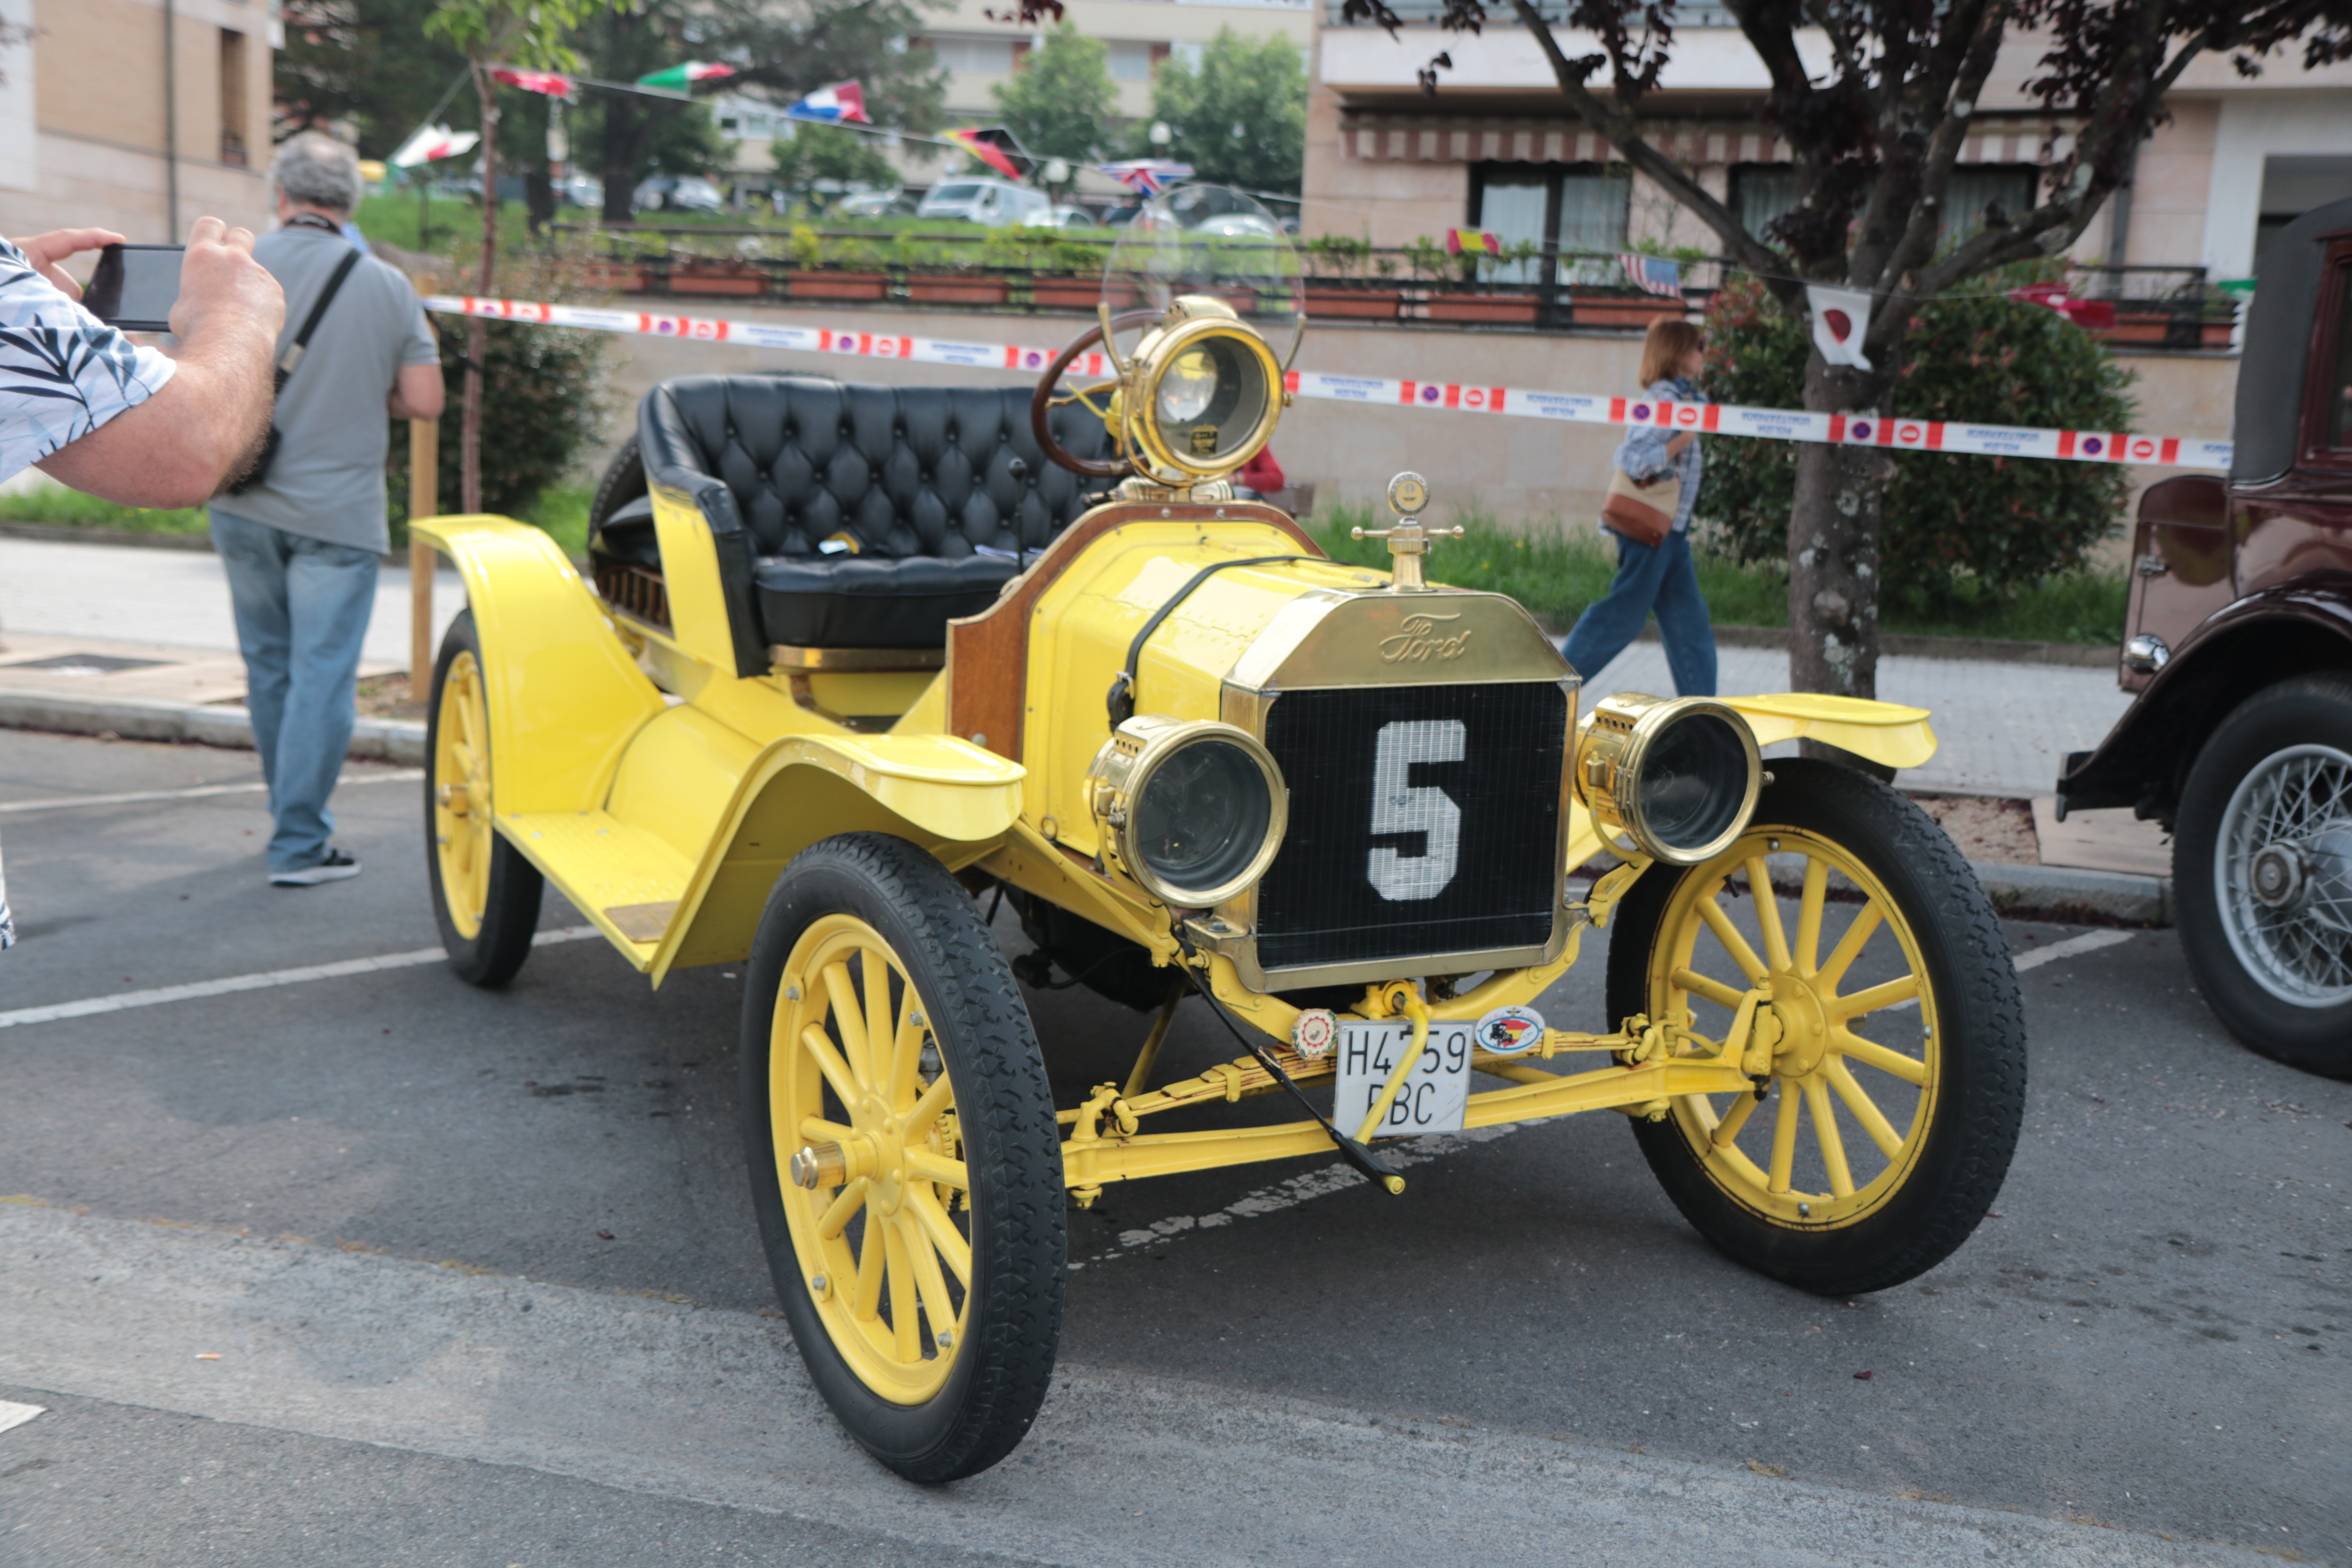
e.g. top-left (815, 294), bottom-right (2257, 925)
top-left (742, 833), bottom-right (1064, 1484)
top-left (1607, 760), bottom-right (2025, 1296)
top-left (423, 610), bottom-right (544, 987)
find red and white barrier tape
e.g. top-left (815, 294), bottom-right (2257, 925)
top-left (425, 294), bottom-right (2232, 472)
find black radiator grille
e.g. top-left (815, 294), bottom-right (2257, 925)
top-left (1255, 681), bottom-right (1568, 973)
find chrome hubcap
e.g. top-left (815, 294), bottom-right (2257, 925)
top-left (2217, 745), bottom-right (2352, 1007)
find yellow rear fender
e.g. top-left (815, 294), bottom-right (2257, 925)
top-left (1722, 691), bottom-right (1939, 771)
top-left (411, 515), bottom-right (666, 814)
top-left (652, 734), bottom-right (1025, 981)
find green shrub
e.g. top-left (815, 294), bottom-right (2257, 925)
top-left (1698, 269), bottom-right (2134, 610)
top-left (387, 317), bottom-right (612, 528)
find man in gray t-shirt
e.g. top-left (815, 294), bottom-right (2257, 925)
top-left (209, 132), bottom-right (445, 887)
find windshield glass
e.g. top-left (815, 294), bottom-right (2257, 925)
top-left (928, 183), bottom-right (981, 202)
top-left (1102, 185), bottom-right (1304, 367)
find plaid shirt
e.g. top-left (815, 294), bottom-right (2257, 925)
top-left (0, 238), bottom-right (177, 486)
top-left (1612, 377), bottom-right (1705, 533)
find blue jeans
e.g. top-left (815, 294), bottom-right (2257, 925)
top-left (1560, 527), bottom-right (1718, 697)
top-left (209, 512), bottom-right (379, 875)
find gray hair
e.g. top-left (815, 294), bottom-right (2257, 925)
top-left (271, 132), bottom-right (364, 216)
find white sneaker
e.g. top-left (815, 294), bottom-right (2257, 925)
top-left (270, 848), bottom-right (361, 887)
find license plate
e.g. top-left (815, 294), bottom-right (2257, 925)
top-left (1333, 1020), bottom-right (1474, 1137)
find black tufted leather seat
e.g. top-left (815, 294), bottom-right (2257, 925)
top-left (633, 374), bottom-right (1112, 670)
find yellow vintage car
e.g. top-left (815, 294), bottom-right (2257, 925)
top-left (414, 193), bottom-right (2024, 1482)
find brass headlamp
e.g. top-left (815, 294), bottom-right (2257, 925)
top-left (1087, 715), bottom-right (1289, 908)
top-left (1573, 693), bottom-right (1763, 866)
top-left (1103, 297), bottom-right (1284, 486)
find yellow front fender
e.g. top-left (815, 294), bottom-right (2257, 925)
top-left (410, 515), bottom-right (665, 814)
top-left (1721, 691), bottom-right (1939, 770)
top-left (652, 734), bottom-right (1025, 980)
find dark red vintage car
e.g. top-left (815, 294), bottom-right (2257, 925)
top-left (2058, 196), bottom-right (2352, 1078)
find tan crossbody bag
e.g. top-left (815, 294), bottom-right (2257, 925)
top-left (1599, 466), bottom-right (1680, 549)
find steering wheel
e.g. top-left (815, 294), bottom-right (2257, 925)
top-left (1030, 309), bottom-right (1163, 478)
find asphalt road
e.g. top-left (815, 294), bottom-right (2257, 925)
top-left (0, 727), bottom-right (2345, 1567)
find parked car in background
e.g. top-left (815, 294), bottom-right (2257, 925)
top-left (559, 173), bottom-right (604, 210)
top-left (634, 175), bottom-right (725, 214)
top-left (830, 188), bottom-right (918, 220)
top-left (915, 178), bottom-right (1049, 228)
top-left (2058, 193), bottom-right (2352, 1079)
top-left (1019, 203), bottom-right (1100, 231)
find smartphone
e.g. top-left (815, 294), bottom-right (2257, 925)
top-left (82, 243), bottom-right (184, 333)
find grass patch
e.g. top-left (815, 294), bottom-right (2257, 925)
top-left (516, 482), bottom-right (593, 561)
top-left (1306, 503), bottom-right (2126, 648)
top-left (0, 486), bottom-right (208, 535)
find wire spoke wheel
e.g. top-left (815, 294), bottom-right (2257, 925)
top-left (742, 833), bottom-right (1064, 1483)
top-left (1608, 760), bottom-right (2025, 1295)
top-left (774, 914), bottom-right (971, 1404)
top-left (1651, 830), bottom-right (1937, 1229)
top-left (423, 610), bottom-right (542, 987)
top-left (2176, 675), bottom-right (2352, 1078)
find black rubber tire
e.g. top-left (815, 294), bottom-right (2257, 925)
top-left (1607, 760), bottom-right (2027, 1296)
top-left (585, 434), bottom-right (645, 541)
top-left (423, 610), bottom-right (545, 987)
top-left (2173, 673), bottom-right (2352, 1078)
top-left (740, 833), bottom-right (1066, 1483)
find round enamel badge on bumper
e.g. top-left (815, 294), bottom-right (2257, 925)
top-left (1292, 1008), bottom-right (1338, 1059)
top-left (1474, 1005), bottom-right (1545, 1055)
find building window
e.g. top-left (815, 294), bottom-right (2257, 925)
top-left (1470, 163), bottom-right (1629, 284)
top-left (1941, 165), bottom-right (2037, 246)
top-left (1109, 40), bottom-right (1158, 82)
top-left (218, 28), bottom-right (248, 167)
top-left (1730, 165), bottom-right (1798, 242)
top-left (925, 35), bottom-right (1017, 75)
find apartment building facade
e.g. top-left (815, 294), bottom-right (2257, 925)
top-left (0, 0), bottom-right (278, 244)
top-left (1303, 3), bottom-right (2352, 290)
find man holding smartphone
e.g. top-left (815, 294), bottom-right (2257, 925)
top-left (207, 132), bottom-right (445, 888)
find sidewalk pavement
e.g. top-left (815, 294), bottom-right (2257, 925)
top-left (0, 536), bottom-right (2172, 922)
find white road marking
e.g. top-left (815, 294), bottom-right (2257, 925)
top-left (0, 1399), bottom-right (44, 1435)
top-left (0, 769), bottom-right (423, 815)
top-left (2013, 927), bottom-right (2135, 971)
top-left (1072, 1123), bottom-right (1523, 1270)
top-left (0, 927), bottom-right (604, 1031)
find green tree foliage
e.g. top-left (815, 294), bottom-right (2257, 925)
top-left (388, 321), bottom-right (611, 521)
top-left (1140, 28), bottom-right (1307, 194)
top-left (1699, 272), bottom-right (2134, 608)
top-left (772, 123), bottom-right (902, 199)
top-left (572, 0), bottom-right (729, 225)
top-left (697, 0), bottom-right (949, 152)
top-left (278, 0), bottom-right (472, 156)
top-left (991, 24), bottom-right (1116, 166)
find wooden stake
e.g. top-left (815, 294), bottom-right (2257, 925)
top-left (408, 414), bottom-right (438, 693)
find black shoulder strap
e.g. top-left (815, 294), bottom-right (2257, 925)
top-left (1105, 554), bottom-right (1309, 730)
top-left (273, 249), bottom-right (364, 390)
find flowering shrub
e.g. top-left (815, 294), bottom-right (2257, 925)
top-left (1698, 268), bottom-right (2135, 605)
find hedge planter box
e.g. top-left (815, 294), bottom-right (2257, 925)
top-left (785, 270), bottom-right (889, 301)
top-left (576, 260), bottom-right (651, 293)
top-left (1305, 288), bottom-right (1403, 321)
top-left (1028, 278), bottom-right (1100, 310)
top-left (907, 275), bottom-right (1010, 306)
top-left (1425, 292), bottom-right (1541, 325)
top-left (1575, 298), bottom-right (1690, 328)
top-left (670, 260), bottom-right (768, 297)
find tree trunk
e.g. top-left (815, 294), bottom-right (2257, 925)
top-left (462, 65), bottom-right (499, 516)
top-left (1786, 354), bottom-right (1896, 700)
top-left (523, 91), bottom-right (555, 236)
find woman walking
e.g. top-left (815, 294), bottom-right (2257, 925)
top-left (1560, 318), bottom-right (1719, 696)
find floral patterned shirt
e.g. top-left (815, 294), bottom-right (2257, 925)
top-left (0, 238), bottom-right (177, 486)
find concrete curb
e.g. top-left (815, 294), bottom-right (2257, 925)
top-left (0, 688), bottom-right (425, 767)
top-left (0, 688), bottom-right (2173, 926)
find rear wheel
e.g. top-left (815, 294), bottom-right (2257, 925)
top-left (1607, 761), bottom-right (2025, 1295)
top-left (424, 610), bottom-right (544, 986)
top-left (2174, 674), bottom-right (2352, 1078)
top-left (741, 834), bottom-right (1065, 1482)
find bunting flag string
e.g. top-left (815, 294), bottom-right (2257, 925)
top-left (423, 293), bottom-right (2232, 471)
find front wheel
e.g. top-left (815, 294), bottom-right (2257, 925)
top-left (424, 609), bottom-right (544, 986)
top-left (741, 833), bottom-right (1065, 1483)
top-left (1606, 760), bottom-right (2026, 1296)
top-left (2174, 674), bottom-right (2352, 1078)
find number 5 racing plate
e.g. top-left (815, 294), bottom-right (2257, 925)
top-left (1334, 1020), bottom-right (1474, 1137)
